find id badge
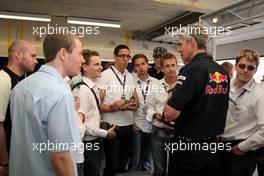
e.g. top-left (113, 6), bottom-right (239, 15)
top-left (121, 93), bottom-right (126, 100)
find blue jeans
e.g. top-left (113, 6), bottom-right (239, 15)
top-left (151, 126), bottom-right (173, 176)
top-left (128, 130), bottom-right (153, 173)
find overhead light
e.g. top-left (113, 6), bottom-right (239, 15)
top-left (0, 11), bottom-right (51, 22)
top-left (67, 17), bottom-right (121, 28)
top-left (211, 16), bottom-right (220, 24)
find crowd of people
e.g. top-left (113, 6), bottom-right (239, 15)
top-left (0, 29), bottom-right (264, 176)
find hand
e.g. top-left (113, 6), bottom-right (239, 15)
top-left (228, 145), bottom-right (245, 155)
top-left (74, 97), bottom-right (80, 111)
top-left (133, 126), bottom-right (140, 134)
top-left (112, 100), bottom-right (126, 110)
top-left (121, 102), bottom-right (137, 111)
top-left (106, 124), bottom-right (117, 139)
top-left (153, 112), bottom-right (162, 121)
top-left (98, 89), bottom-right (106, 102)
top-left (77, 112), bottom-right (85, 124)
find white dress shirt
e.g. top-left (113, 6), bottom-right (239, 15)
top-left (97, 67), bottom-right (136, 126)
top-left (146, 78), bottom-right (172, 129)
top-left (134, 75), bottom-right (159, 133)
top-left (73, 76), bottom-right (108, 141)
top-left (0, 69), bottom-right (11, 122)
top-left (221, 79), bottom-right (264, 152)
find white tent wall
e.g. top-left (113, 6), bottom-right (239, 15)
top-left (216, 37), bottom-right (264, 60)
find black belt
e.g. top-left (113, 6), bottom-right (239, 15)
top-left (84, 138), bottom-right (101, 143)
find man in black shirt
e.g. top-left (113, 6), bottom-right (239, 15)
top-left (0, 40), bottom-right (37, 175)
top-left (148, 47), bottom-right (167, 80)
top-left (163, 26), bottom-right (230, 176)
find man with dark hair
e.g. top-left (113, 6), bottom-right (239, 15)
top-left (128, 54), bottom-right (158, 173)
top-left (163, 26), bottom-right (229, 176)
top-left (148, 47), bottom-right (168, 80)
top-left (0, 40), bottom-right (37, 176)
top-left (72, 50), bottom-right (117, 176)
top-left (98, 44), bottom-right (139, 176)
top-left (9, 34), bottom-right (84, 176)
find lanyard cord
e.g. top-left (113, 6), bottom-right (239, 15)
top-left (137, 80), bottom-right (150, 104)
top-left (110, 67), bottom-right (126, 94)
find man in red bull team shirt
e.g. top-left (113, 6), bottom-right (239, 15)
top-left (162, 26), bottom-right (230, 176)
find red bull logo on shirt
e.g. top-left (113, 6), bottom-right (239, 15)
top-left (205, 72), bottom-right (228, 95)
top-left (209, 72), bottom-right (228, 84)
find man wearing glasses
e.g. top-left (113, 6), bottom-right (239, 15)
top-left (97, 44), bottom-right (139, 176)
top-left (219, 49), bottom-right (264, 176)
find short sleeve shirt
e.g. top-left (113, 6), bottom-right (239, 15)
top-left (9, 65), bottom-right (80, 176)
top-left (167, 52), bottom-right (230, 139)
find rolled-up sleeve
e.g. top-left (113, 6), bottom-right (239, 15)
top-left (239, 90), bottom-right (264, 152)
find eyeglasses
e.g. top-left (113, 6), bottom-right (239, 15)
top-left (117, 54), bottom-right (131, 59)
top-left (237, 64), bottom-right (256, 71)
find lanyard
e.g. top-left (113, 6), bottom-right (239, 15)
top-left (162, 82), bottom-right (169, 93)
top-left (229, 89), bottom-right (247, 107)
top-left (137, 80), bottom-right (150, 104)
top-left (110, 67), bottom-right (126, 93)
top-left (81, 80), bottom-right (100, 110)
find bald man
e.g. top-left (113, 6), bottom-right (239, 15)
top-left (0, 40), bottom-right (37, 175)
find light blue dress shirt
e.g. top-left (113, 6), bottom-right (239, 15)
top-left (9, 65), bottom-right (81, 176)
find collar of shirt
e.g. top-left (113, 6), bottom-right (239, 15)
top-left (82, 76), bottom-right (96, 89)
top-left (38, 65), bottom-right (68, 87)
top-left (135, 75), bottom-right (151, 83)
top-left (111, 66), bottom-right (128, 76)
top-left (159, 78), bottom-right (169, 89)
top-left (3, 66), bottom-right (23, 81)
top-left (190, 52), bottom-right (211, 64)
top-left (231, 79), bottom-right (255, 93)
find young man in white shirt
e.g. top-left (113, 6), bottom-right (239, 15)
top-left (9, 34), bottom-right (84, 176)
top-left (97, 44), bottom-right (139, 176)
top-left (146, 53), bottom-right (178, 176)
top-left (72, 50), bottom-right (117, 176)
top-left (128, 54), bottom-right (159, 173)
top-left (220, 49), bottom-right (264, 176)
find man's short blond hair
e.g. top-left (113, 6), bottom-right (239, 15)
top-left (235, 49), bottom-right (260, 66)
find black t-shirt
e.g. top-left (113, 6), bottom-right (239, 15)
top-left (167, 52), bottom-right (230, 139)
top-left (148, 64), bottom-right (164, 80)
top-left (2, 66), bottom-right (23, 151)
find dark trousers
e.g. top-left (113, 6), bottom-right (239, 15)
top-left (77, 163), bottom-right (84, 176)
top-left (83, 139), bottom-right (104, 176)
top-left (168, 138), bottom-right (222, 176)
top-left (256, 147), bottom-right (264, 176)
top-left (220, 140), bottom-right (256, 176)
top-left (103, 125), bottom-right (133, 176)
